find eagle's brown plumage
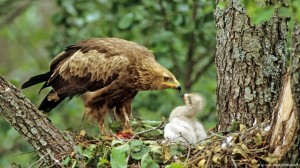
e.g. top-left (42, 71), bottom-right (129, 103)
top-left (22, 38), bottom-right (181, 133)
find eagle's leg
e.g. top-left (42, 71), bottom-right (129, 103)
top-left (96, 107), bottom-right (107, 134)
top-left (116, 100), bottom-right (134, 135)
top-left (84, 103), bottom-right (108, 134)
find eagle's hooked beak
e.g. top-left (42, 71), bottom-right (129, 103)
top-left (161, 79), bottom-right (181, 91)
top-left (176, 85), bottom-right (181, 92)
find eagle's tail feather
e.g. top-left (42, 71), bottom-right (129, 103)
top-left (39, 90), bottom-right (65, 112)
top-left (21, 72), bottom-right (51, 89)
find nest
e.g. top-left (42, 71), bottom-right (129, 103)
top-left (61, 119), bottom-right (277, 167)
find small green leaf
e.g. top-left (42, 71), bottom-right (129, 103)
top-left (240, 143), bottom-right (250, 153)
top-left (248, 7), bottom-right (275, 25)
top-left (165, 162), bottom-right (185, 168)
top-left (130, 139), bottom-right (144, 152)
top-left (278, 7), bottom-right (292, 18)
top-left (98, 158), bottom-right (110, 166)
top-left (71, 160), bottom-right (77, 168)
top-left (130, 140), bottom-right (149, 160)
top-left (260, 154), bottom-right (278, 164)
top-left (254, 133), bottom-right (262, 146)
top-left (110, 144), bottom-right (130, 168)
top-left (82, 144), bottom-right (96, 159)
top-left (111, 139), bottom-right (124, 146)
top-left (217, 0), bottom-right (229, 10)
top-left (233, 147), bottom-right (248, 159)
top-left (118, 13), bottom-right (134, 29)
top-left (239, 124), bottom-right (247, 133)
top-left (141, 152), bottom-right (159, 168)
top-left (62, 156), bottom-right (70, 166)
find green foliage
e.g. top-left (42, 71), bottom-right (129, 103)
top-left (110, 143), bottom-right (130, 168)
top-left (64, 134), bottom-right (189, 167)
top-left (0, 0), bottom-right (217, 166)
top-left (241, 0), bottom-right (300, 25)
top-left (49, 0), bottom-right (217, 126)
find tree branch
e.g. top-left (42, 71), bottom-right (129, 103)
top-left (190, 52), bottom-right (215, 85)
top-left (0, 0), bottom-right (33, 28)
top-left (0, 76), bottom-right (72, 165)
top-left (184, 0), bottom-right (198, 91)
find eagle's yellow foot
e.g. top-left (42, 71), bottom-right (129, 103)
top-left (116, 129), bottom-right (134, 139)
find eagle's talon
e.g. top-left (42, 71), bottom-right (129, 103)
top-left (116, 129), bottom-right (134, 139)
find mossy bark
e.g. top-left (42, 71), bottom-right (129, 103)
top-left (215, 0), bottom-right (287, 131)
top-left (0, 76), bottom-right (72, 166)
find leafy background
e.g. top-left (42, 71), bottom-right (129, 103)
top-left (1, 0), bottom-right (300, 166)
top-left (0, 0), bottom-right (217, 166)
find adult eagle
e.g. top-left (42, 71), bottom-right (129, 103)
top-left (22, 38), bottom-right (181, 134)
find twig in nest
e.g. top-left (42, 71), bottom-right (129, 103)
top-left (205, 152), bottom-right (212, 168)
top-left (64, 131), bottom-right (83, 160)
top-left (208, 131), bottom-right (226, 139)
top-left (231, 156), bottom-right (237, 168)
top-left (186, 145), bottom-right (192, 163)
top-left (131, 117), bottom-right (165, 139)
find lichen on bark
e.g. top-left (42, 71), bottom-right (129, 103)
top-left (215, 0), bottom-right (287, 131)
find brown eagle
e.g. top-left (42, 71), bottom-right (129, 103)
top-left (22, 38), bottom-right (181, 134)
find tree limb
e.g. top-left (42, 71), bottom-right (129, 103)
top-left (190, 52), bottom-right (215, 85)
top-left (0, 76), bottom-right (72, 165)
top-left (0, 0), bottom-right (33, 28)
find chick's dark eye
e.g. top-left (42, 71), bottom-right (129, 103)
top-left (163, 76), bottom-right (170, 82)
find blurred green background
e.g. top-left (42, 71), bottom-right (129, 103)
top-left (0, 0), bottom-right (216, 166)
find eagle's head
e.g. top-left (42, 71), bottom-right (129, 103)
top-left (136, 59), bottom-right (181, 91)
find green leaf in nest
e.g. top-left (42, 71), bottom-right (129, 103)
top-left (62, 156), bottom-right (70, 166)
top-left (130, 140), bottom-right (149, 160)
top-left (141, 152), bottom-right (159, 168)
top-left (254, 133), bottom-right (262, 146)
top-left (165, 162), bottom-right (185, 168)
top-left (260, 154), bottom-right (278, 164)
top-left (110, 143), bottom-right (130, 168)
top-left (233, 147), bottom-right (248, 159)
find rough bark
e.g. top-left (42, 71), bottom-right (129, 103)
top-left (279, 24), bottom-right (300, 164)
top-left (0, 76), bottom-right (72, 166)
top-left (215, 0), bottom-right (287, 131)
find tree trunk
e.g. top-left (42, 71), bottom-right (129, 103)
top-left (278, 24), bottom-right (300, 164)
top-left (0, 76), bottom-right (72, 166)
top-left (215, 0), bottom-right (287, 131)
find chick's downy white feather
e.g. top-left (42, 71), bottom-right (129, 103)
top-left (164, 93), bottom-right (207, 144)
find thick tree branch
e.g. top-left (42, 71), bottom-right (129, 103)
top-left (0, 76), bottom-right (72, 165)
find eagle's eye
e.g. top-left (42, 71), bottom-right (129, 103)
top-left (163, 76), bottom-right (171, 82)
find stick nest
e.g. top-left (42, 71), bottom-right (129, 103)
top-left (60, 119), bottom-right (277, 168)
